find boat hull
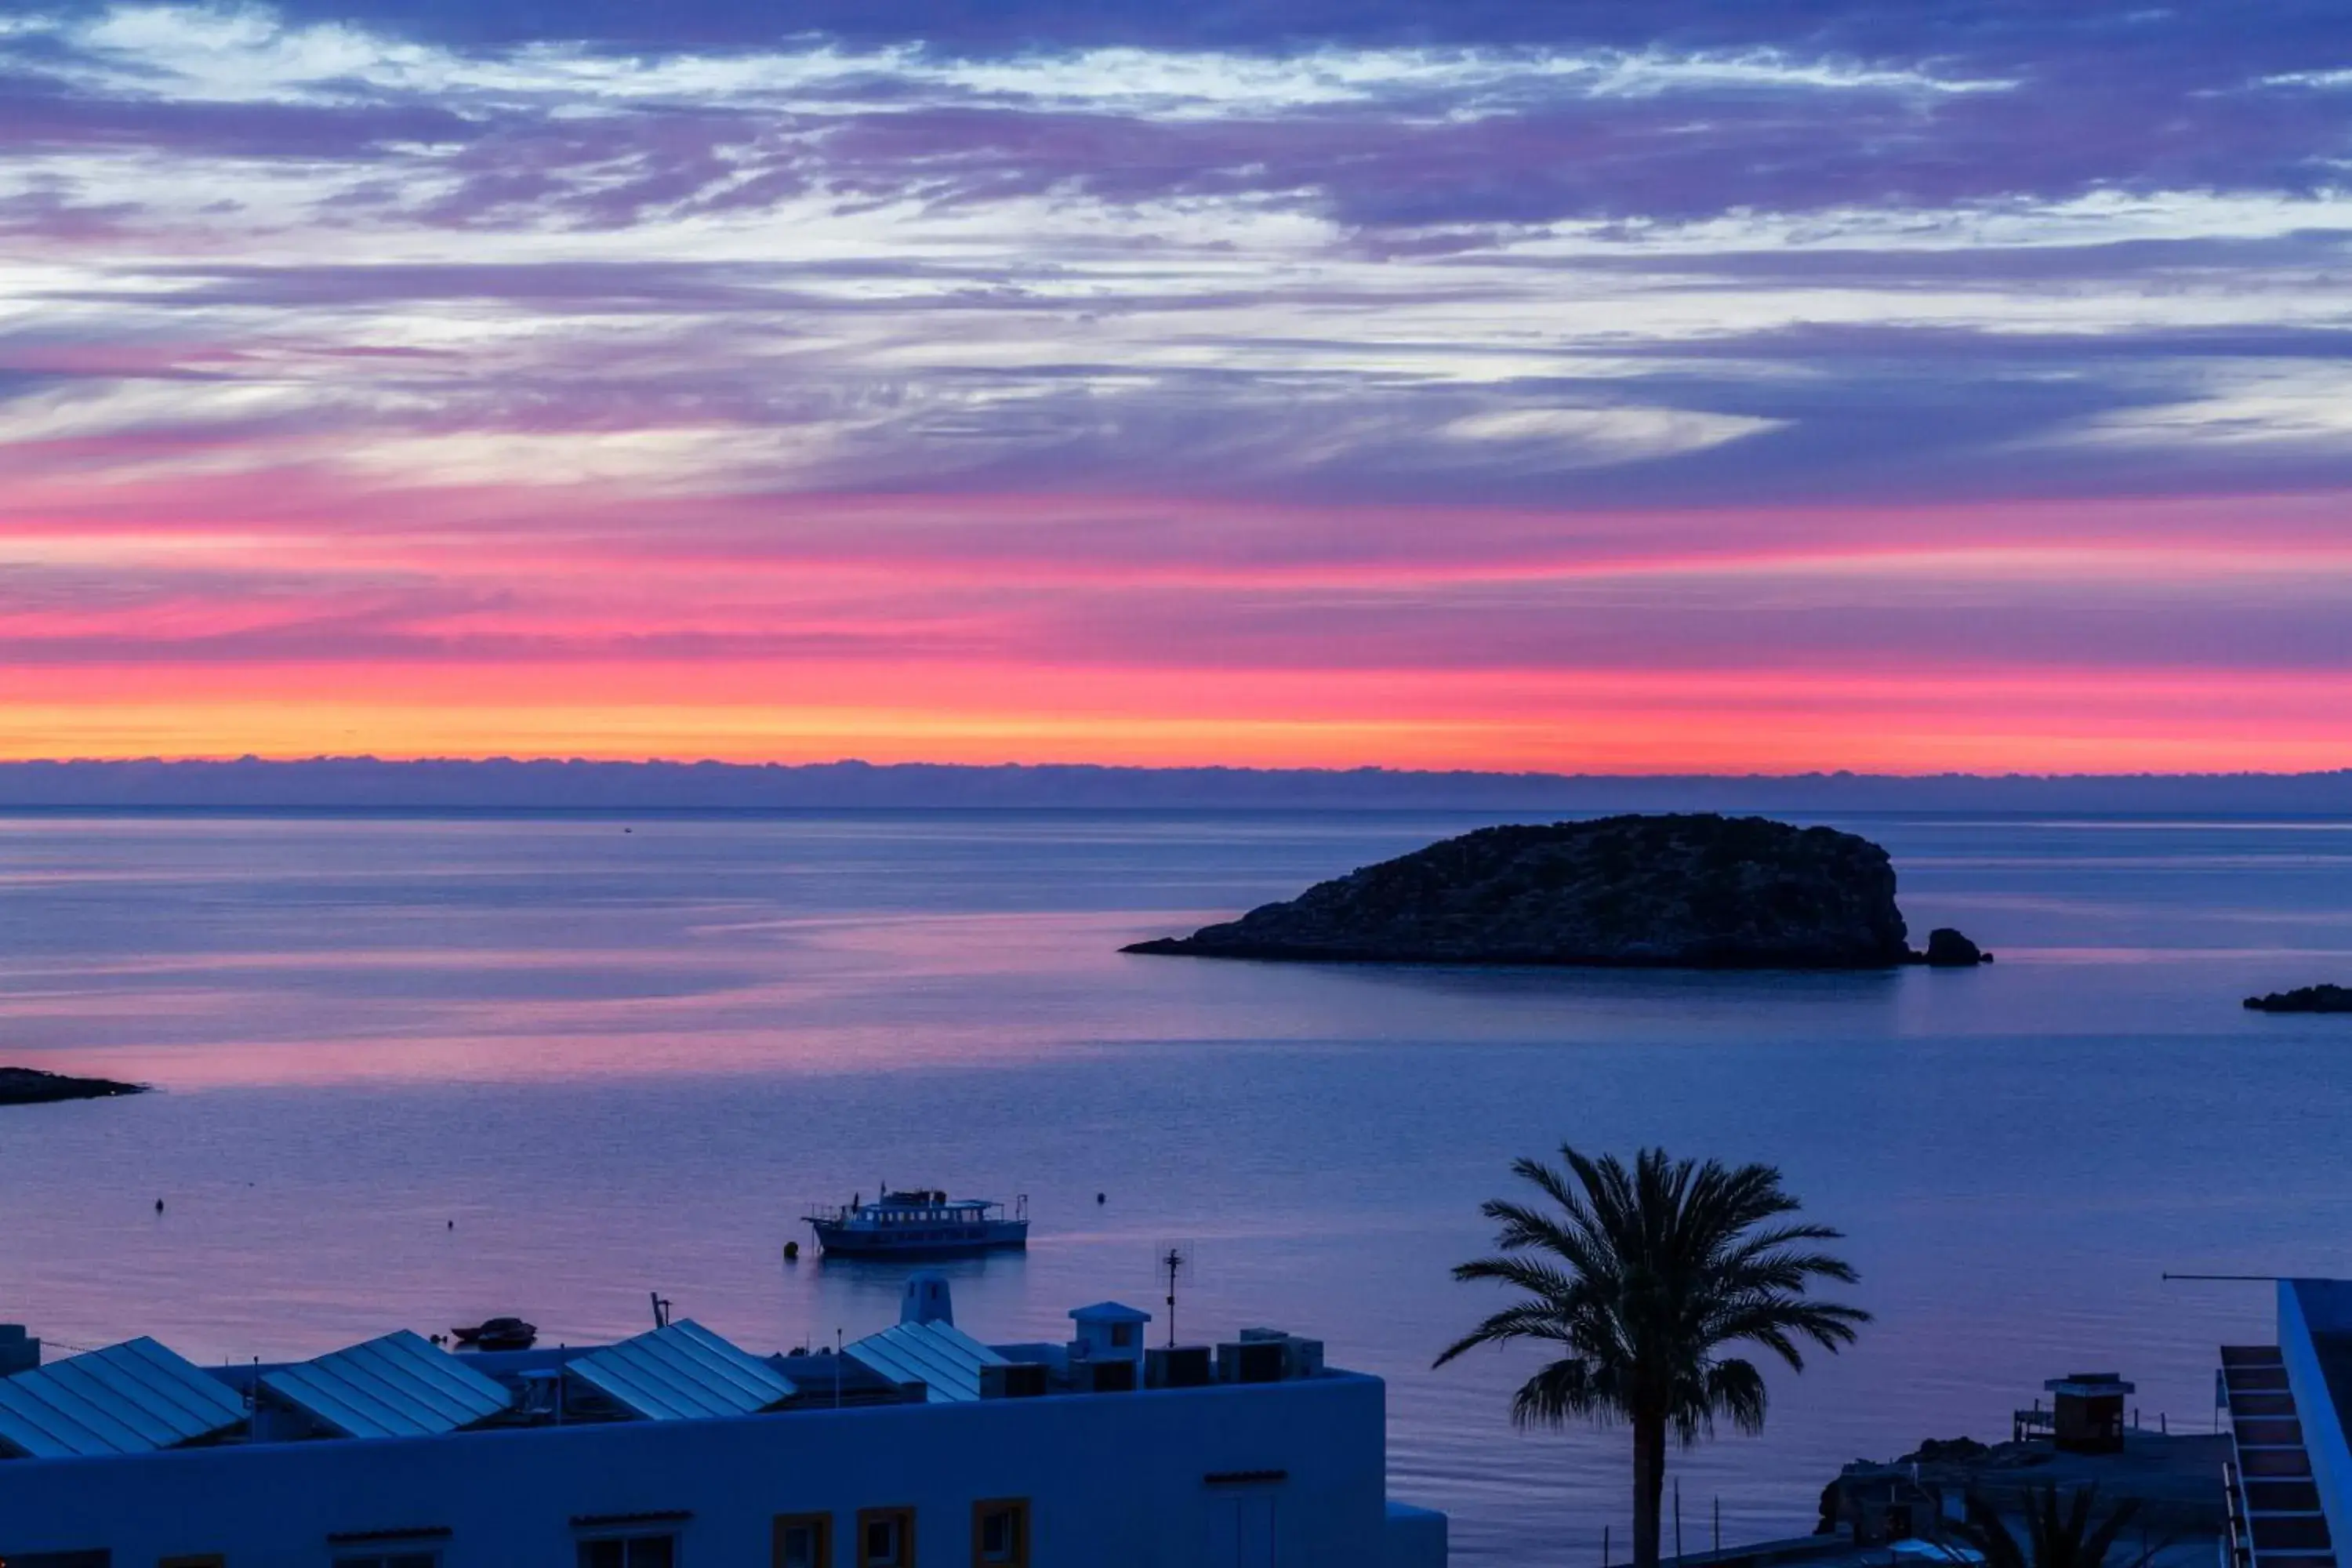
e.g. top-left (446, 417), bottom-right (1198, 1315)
top-left (810, 1219), bottom-right (1029, 1258)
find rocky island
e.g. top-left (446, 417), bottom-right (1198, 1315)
top-left (2245, 984), bottom-right (2352, 1014)
top-left (0, 1066), bottom-right (147, 1106)
top-left (1124, 812), bottom-right (1990, 970)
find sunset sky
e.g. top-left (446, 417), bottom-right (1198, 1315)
top-left (5, 2), bottom-right (2352, 771)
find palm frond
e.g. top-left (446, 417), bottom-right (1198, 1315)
top-left (1509, 1356), bottom-right (1612, 1429)
top-left (1698, 1357), bottom-right (1769, 1439)
top-left (1955, 1492), bottom-right (2031, 1568)
top-left (1440, 1142), bottom-right (1867, 1468)
top-left (1957, 1484), bottom-right (2148, 1568)
top-left (1449, 1252), bottom-right (1584, 1305)
top-left (2075, 1488), bottom-right (2144, 1568)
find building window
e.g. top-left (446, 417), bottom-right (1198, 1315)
top-left (856, 1507), bottom-right (916, 1568)
top-left (577, 1537), bottom-right (675, 1568)
top-left (971, 1499), bottom-right (1029, 1567)
top-left (1109, 1323), bottom-right (1134, 1348)
top-left (773, 1514), bottom-right (831, 1568)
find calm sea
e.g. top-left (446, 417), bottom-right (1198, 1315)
top-left (4, 810), bottom-right (2351, 1563)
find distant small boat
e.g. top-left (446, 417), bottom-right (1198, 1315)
top-left (805, 1189), bottom-right (1028, 1258)
top-left (452, 1316), bottom-right (537, 1351)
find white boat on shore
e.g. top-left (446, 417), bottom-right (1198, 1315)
top-left (804, 1189), bottom-right (1029, 1258)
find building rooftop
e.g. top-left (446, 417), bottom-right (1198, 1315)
top-left (1069, 1301), bottom-right (1152, 1324)
top-left (0, 1279), bottom-right (1348, 1464)
top-left (0, 1337), bottom-right (246, 1459)
top-left (260, 1329), bottom-right (512, 1439)
top-left (567, 1319), bottom-right (800, 1421)
top-left (846, 1319), bottom-right (1009, 1404)
top-left (2045, 1373), bottom-right (2136, 1397)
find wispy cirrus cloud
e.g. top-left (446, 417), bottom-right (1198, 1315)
top-left (3, 2), bottom-right (2352, 767)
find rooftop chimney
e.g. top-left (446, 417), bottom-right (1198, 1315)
top-left (901, 1272), bottom-right (953, 1327)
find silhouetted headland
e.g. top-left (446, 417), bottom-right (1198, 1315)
top-left (0, 1067), bottom-right (146, 1106)
top-left (1124, 813), bottom-right (1990, 969)
top-left (2245, 984), bottom-right (2352, 1014)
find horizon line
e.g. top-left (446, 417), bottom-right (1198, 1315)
top-left (10, 756), bottom-right (2352, 782)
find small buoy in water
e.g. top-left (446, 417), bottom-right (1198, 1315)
top-left (447, 1219), bottom-right (455, 1229)
top-left (1096, 1192), bottom-right (1106, 1204)
top-left (154, 1198), bottom-right (165, 1214)
top-left (782, 1240), bottom-right (800, 1261)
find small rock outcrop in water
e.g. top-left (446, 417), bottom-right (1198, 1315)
top-left (1123, 813), bottom-right (1978, 970)
top-left (1923, 927), bottom-right (1994, 966)
top-left (2245, 984), bottom-right (2352, 1014)
top-left (0, 1066), bottom-right (147, 1106)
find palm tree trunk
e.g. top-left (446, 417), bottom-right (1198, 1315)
top-left (1632, 1413), bottom-right (1668, 1568)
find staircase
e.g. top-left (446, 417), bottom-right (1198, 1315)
top-left (2223, 1345), bottom-right (2336, 1568)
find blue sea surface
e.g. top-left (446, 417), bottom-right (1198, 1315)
top-left (4, 809), bottom-right (2351, 1563)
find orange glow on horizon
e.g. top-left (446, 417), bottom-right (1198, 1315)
top-left (7, 660), bottom-right (2352, 775)
top-left (8, 477), bottom-right (2352, 775)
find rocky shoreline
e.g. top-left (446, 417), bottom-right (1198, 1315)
top-left (0, 1067), bottom-right (147, 1106)
top-left (1126, 813), bottom-right (1990, 970)
top-left (1825, 1431), bottom-right (2229, 1537)
top-left (2245, 983), bottom-right (2352, 1014)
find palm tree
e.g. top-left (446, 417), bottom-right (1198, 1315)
top-left (1435, 1145), bottom-right (1869, 1568)
top-left (1953, 1486), bottom-right (2158, 1568)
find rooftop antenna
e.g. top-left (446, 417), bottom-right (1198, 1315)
top-left (1156, 1242), bottom-right (1193, 1349)
top-left (649, 1291), bottom-right (673, 1330)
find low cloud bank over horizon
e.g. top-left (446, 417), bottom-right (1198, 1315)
top-left (11, 758), bottom-right (2352, 814)
top-left (5, 3), bottom-right (2352, 769)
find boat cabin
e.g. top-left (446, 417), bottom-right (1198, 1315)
top-left (804, 1189), bottom-right (1029, 1257)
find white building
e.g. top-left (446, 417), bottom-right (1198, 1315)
top-left (2221, 1279), bottom-right (2351, 1568)
top-left (0, 1279), bottom-right (1446, 1567)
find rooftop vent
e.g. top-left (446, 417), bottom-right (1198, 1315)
top-left (1236, 1328), bottom-right (1324, 1379)
top-left (1145, 1345), bottom-right (1213, 1389)
top-left (979, 1363), bottom-right (1050, 1399)
top-left (1218, 1340), bottom-right (1287, 1385)
top-left (1076, 1358), bottom-right (1137, 1394)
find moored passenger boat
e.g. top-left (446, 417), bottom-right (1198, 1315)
top-left (805, 1189), bottom-right (1029, 1257)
